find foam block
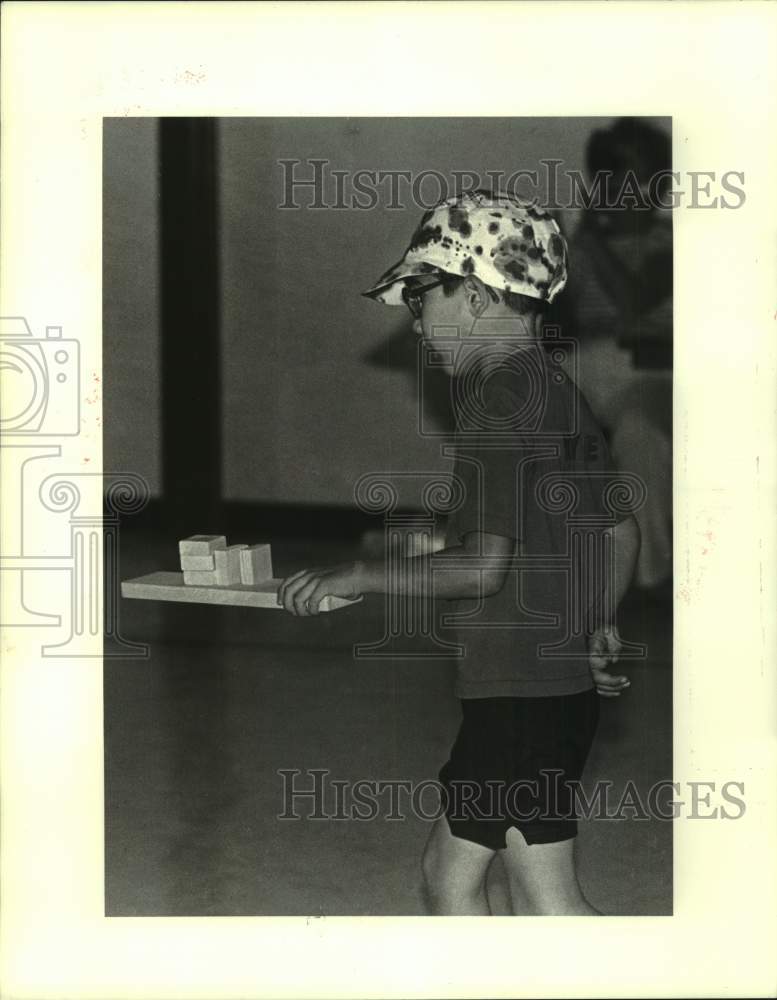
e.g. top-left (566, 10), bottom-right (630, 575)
top-left (180, 554), bottom-right (216, 571)
top-left (179, 535), bottom-right (227, 557)
top-left (239, 544), bottom-right (273, 585)
top-left (214, 544), bottom-right (248, 585)
top-left (183, 569), bottom-right (219, 586)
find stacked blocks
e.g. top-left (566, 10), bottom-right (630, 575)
top-left (179, 535), bottom-right (274, 587)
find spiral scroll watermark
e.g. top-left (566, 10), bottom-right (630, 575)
top-left (35, 472), bottom-right (150, 657)
top-left (353, 471), bottom-right (466, 660)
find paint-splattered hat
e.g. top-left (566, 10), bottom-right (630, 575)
top-left (362, 190), bottom-right (568, 305)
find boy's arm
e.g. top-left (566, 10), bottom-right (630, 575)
top-left (587, 514), bottom-right (642, 697)
top-left (277, 531), bottom-right (515, 616)
top-left (359, 530), bottom-right (515, 599)
top-left (593, 514), bottom-right (641, 629)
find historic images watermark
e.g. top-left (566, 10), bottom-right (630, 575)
top-left (278, 158), bottom-right (746, 211)
top-left (0, 315), bottom-right (149, 657)
top-left (277, 768), bottom-right (746, 824)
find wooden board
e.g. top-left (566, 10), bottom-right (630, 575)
top-left (121, 571), bottom-right (362, 613)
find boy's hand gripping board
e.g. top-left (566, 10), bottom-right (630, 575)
top-left (122, 536), bottom-right (362, 612)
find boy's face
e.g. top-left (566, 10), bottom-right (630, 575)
top-left (410, 281), bottom-right (472, 343)
top-left (409, 280), bottom-right (475, 378)
top-left (407, 274), bottom-right (542, 377)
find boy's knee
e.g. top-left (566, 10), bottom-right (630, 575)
top-left (421, 822), bottom-right (488, 901)
top-left (421, 835), bottom-right (443, 891)
top-left (421, 857), bottom-right (467, 912)
top-left (421, 831), bottom-right (462, 904)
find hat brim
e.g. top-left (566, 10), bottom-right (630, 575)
top-left (361, 259), bottom-right (446, 305)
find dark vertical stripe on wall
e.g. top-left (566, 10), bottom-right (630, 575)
top-left (159, 118), bottom-right (221, 530)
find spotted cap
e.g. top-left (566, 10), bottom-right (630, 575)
top-left (362, 190), bottom-right (568, 306)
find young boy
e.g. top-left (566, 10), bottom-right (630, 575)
top-left (278, 190), bottom-right (641, 916)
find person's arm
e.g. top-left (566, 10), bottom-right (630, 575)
top-left (360, 530), bottom-right (515, 598)
top-left (587, 514), bottom-right (641, 697)
top-left (594, 514), bottom-right (641, 628)
top-left (581, 214), bottom-right (672, 324)
top-left (277, 531), bottom-right (515, 616)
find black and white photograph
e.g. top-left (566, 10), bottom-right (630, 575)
top-left (107, 116), bottom-right (674, 917)
top-left (2, 3), bottom-right (775, 998)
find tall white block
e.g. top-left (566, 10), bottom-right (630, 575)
top-left (214, 544), bottom-right (248, 585)
top-left (239, 544), bottom-right (273, 585)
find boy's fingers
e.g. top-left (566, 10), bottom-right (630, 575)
top-left (595, 682), bottom-right (628, 696)
top-left (595, 681), bottom-right (628, 693)
top-left (592, 671), bottom-right (629, 688)
top-left (277, 568), bottom-right (310, 606)
top-left (598, 677), bottom-right (629, 689)
top-left (279, 580), bottom-right (295, 612)
top-left (283, 575), bottom-right (314, 614)
top-left (307, 583), bottom-right (327, 616)
top-left (293, 577), bottom-right (321, 616)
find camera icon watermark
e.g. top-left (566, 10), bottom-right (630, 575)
top-left (417, 321), bottom-right (580, 440)
top-left (0, 315), bottom-right (148, 658)
top-left (0, 316), bottom-right (80, 437)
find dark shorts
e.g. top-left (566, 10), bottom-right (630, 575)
top-left (438, 689), bottom-right (599, 850)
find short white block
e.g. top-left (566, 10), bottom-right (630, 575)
top-left (180, 554), bottom-right (216, 571)
top-left (179, 535), bottom-right (227, 557)
top-left (239, 544), bottom-right (273, 585)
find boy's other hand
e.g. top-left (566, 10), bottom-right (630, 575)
top-left (277, 561), bottom-right (364, 616)
top-left (587, 626), bottom-right (630, 698)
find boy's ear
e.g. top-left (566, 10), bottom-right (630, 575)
top-left (462, 276), bottom-right (490, 317)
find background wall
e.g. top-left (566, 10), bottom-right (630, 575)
top-left (103, 118), bottom-right (162, 493)
top-left (103, 116), bottom-right (668, 507)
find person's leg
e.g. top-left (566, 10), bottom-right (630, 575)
top-left (421, 815), bottom-right (496, 915)
top-left (500, 828), bottom-right (600, 916)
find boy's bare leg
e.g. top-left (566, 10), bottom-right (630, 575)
top-left (500, 827), bottom-right (601, 916)
top-left (421, 816), bottom-right (495, 915)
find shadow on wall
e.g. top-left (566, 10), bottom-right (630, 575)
top-left (360, 316), bottom-right (456, 434)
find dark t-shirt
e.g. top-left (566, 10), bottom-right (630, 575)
top-left (442, 342), bottom-right (626, 698)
